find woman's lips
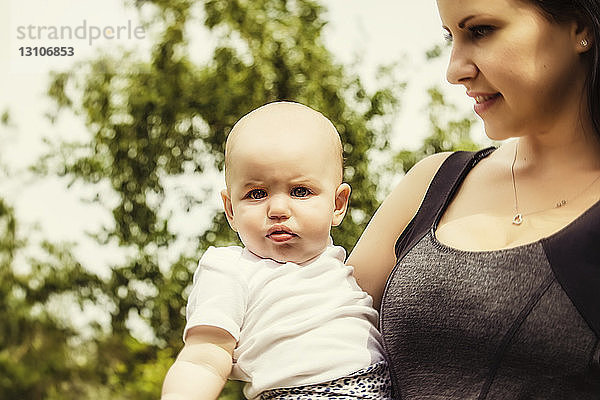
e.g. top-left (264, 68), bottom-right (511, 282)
top-left (471, 92), bottom-right (500, 103)
top-left (472, 93), bottom-right (501, 115)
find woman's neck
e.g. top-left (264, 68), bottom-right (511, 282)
top-left (514, 119), bottom-right (600, 174)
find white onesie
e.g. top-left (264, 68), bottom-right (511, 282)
top-left (184, 244), bottom-right (385, 399)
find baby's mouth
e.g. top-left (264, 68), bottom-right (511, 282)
top-left (266, 227), bottom-right (297, 242)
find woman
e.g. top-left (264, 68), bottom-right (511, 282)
top-left (348, 0), bottom-right (600, 398)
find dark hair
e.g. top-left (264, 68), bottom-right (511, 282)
top-left (530, 0), bottom-right (600, 138)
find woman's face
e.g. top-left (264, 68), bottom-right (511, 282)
top-left (437, 0), bottom-right (590, 140)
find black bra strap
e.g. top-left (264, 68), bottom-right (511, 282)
top-left (394, 147), bottom-right (495, 261)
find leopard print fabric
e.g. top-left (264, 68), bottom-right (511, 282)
top-left (259, 361), bottom-right (392, 400)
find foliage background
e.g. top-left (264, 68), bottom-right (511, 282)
top-left (0, 1), bottom-right (488, 398)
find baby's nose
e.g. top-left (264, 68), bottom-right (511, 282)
top-left (267, 195), bottom-right (291, 219)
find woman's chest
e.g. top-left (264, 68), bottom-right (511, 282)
top-left (434, 211), bottom-right (580, 251)
top-left (381, 237), bottom-right (600, 397)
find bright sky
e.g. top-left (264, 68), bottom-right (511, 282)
top-left (0, 1), bottom-right (481, 275)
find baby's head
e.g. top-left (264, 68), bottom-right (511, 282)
top-left (221, 101), bottom-right (351, 264)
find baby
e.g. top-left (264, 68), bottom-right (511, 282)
top-left (162, 102), bottom-right (391, 400)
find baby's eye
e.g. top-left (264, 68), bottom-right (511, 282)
top-left (247, 189), bottom-right (267, 200)
top-left (468, 25), bottom-right (495, 39)
top-left (291, 187), bottom-right (311, 198)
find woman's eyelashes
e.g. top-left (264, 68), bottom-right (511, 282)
top-left (443, 29), bottom-right (453, 43)
top-left (443, 24), bottom-right (495, 43)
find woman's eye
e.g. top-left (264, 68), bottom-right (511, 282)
top-left (291, 187), bottom-right (311, 197)
top-left (247, 189), bottom-right (267, 200)
top-left (469, 25), bottom-right (494, 39)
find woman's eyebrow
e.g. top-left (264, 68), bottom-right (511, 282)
top-left (458, 15), bottom-right (476, 29)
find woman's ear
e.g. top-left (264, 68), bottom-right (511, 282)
top-left (331, 183), bottom-right (351, 227)
top-left (572, 20), bottom-right (594, 53)
top-left (221, 189), bottom-right (237, 232)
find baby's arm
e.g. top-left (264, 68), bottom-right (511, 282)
top-left (162, 325), bottom-right (236, 400)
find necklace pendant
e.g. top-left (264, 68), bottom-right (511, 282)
top-left (512, 213), bottom-right (523, 225)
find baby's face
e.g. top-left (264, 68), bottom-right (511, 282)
top-left (222, 105), bottom-right (349, 264)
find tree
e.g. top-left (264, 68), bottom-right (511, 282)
top-left (39, 0), bottom-right (405, 398)
top-left (0, 119), bottom-right (105, 398)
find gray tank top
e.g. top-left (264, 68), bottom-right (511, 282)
top-left (381, 150), bottom-right (600, 399)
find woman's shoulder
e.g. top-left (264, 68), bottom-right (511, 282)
top-left (393, 147), bottom-right (498, 208)
top-left (389, 151), bottom-right (454, 205)
top-left (372, 150), bottom-right (470, 249)
top-left (407, 151), bottom-right (454, 178)
top-left (365, 151), bottom-right (456, 236)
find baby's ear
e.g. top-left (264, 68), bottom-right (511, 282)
top-left (221, 189), bottom-right (237, 232)
top-left (331, 183), bottom-right (351, 227)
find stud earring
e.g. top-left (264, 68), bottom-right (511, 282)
top-left (581, 38), bottom-right (589, 47)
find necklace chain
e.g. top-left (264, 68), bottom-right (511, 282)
top-left (510, 141), bottom-right (600, 225)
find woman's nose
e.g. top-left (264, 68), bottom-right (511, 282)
top-left (446, 44), bottom-right (478, 85)
top-left (267, 195), bottom-right (291, 219)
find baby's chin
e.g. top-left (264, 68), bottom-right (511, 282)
top-left (247, 247), bottom-right (326, 265)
